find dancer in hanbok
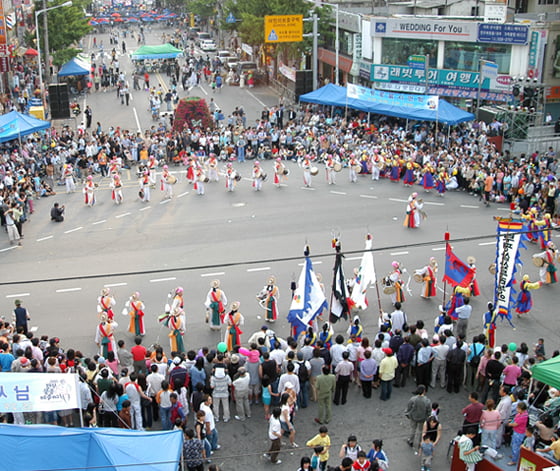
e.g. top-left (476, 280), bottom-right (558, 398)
top-left (84, 176), bottom-right (96, 206)
top-left (422, 165), bottom-right (435, 191)
top-left (111, 174), bottom-right (124, 204)
top-left (126, 292), bottom-right (146, 336)
top-left (258, 276), bottom-right (279, 322)
top-left (205, 280), bottom-right (228, 330)
top-left (168, 307), bottom-right (186, 353)
top-left (535, 241), bottom-right (558, 284)
top-left (415, 257), bottom-right (438, 299)
top-left (95, 314), bottom-right (118, 357)
top-left (404, 192), bottom-right (424, 228)
top-left (97, 288), bottom-right (116, 320)
top-left (224, 302), bottom-right (243, 351)
top-left (514, 275), bottom-right (542, 316)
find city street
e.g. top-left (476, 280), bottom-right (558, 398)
top-left (1, 24), bottom-right (558, 471)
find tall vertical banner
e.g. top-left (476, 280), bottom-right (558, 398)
top-left (350, 235), bottom-right (376, 310)
top-left (493, 219), bottom-right (527, 324)
top-left (0, 373), bottom-right (80, 413)
top-left (0, 0), bottom-right (6, 48)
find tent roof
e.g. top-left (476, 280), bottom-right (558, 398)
top-left (131, 43), bottom-right (183, 60)
top-left (0, 424), bottom-right (183, 471)
top-left (532, 356), bottom-right (560, 390)
top-left (58, 57), bottom-right (90, 77)
top-left (0, 110), bottom-right (50, 143)
top-left (299, 84), bottom-right (475, 125)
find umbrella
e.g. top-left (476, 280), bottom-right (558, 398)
top-left (126, 17), bottom-right (139, 22)
top-left (88, 20), bottom-right (98, 25)
top-left (24, 48), bottom-right (39, 56)
top-left (113, 17), bottom-right (123, 22)
top-left (97, 18), bottom-right (109, 23)
top-left (110, 12), bottom-right (121, 17)
top-left (141, 16), bottom-right (154, 21)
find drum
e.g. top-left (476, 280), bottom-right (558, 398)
top-left (260, 172), bottom-right (268, 182)
top-left (333, 162), bottom-right (342, 172)
top-left (532, 256), bottom-right (544, 267)
top-left (204, 177), bottom-right (210, 183)
top-left (310, 166), bottom-right (319, 176)
top-left (488, 263), bottom-right (496, 275)
top-left (283, 168), bottom-right (290, 176)
top-left (138, 189), bottom-right (144, 199)
top-left (198, 175), bottom-right (205, 182)
top-left (413, 273), bottom-right (423, 283)
top-left (234, 174), bottom-right (242, 182)
top-left (167, 175), bottom-right (177, 184)
top-left (353, 164), bottom-right (362, 173)
top-left (383, 285), bottom-right (396, 295)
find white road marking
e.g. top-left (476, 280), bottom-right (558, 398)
top-left (160, 199), bottom-right (171, 205)
top-left (139, 206), bottom-right (151, 211)
top-left (298, 261), bottom-right (322, 266)
top-left (247, 267), bottom-right (271, 272)
top-left (390, 251), bottom-right (409, 256)
top-left (478, 242), bottom-right (495, 246)
top-left (496, 208), bottom-right (511, 212)
top-left (56, 287), bottom-right (82, 293)
top-left (0, 246), bottom-right (16, 252)
top-left (431, 247), bottom-right (446, 251)
top-left (460, 204), bottom-right (480, 209)
top-left (555, 234), bottom-right (560, 238)
top-left (245, 89), bottom-right (267, 107)
top-left (178, 191), bottom-right (189, 198)
top-left (5, 293), bottom-right (30, 298)
top-left (64, 226), bottom-right (83, 234)
top-left (201, 272), bottom-right (225, 277)
top-left (346, 256), bottom-right (362, 261)
top-left (232, 203), bottom-right (246, 207)
top-left (133, 107), bottom-right (142, 135)
top-left (116, 212), bottom-right (131, 218)
top-left (301, 187), bottom-right (315, 191)
top-left (388, 198), bottom-right (408, 203)
top-left (359, 194), bottom-right (378, 199)
top-left (424, 201), bottom-right (445, 206)
top-left (30, 326), bottom-right (38, 332)
top-left (150, 277), bottom-right (176, 283)
top-left (330, 191), bottom-right (347, 195)
top-left (92, 220), bottom-right (107, 225)
top-left (104, 282), bottom-right (128, 287)
top-left (37, 235), bottom-right (53, 242)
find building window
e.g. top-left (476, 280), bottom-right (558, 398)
top-left (381, 38), bottom-right (437, 67)
top-left (444, 42), bottom-right (511, 74)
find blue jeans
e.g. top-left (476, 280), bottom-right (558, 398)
top-left (380, 379), bottom-right (392, 400)
top-left (511, 431), bottom-right (524, 462)
top-left (481, 429), bottom-right (497, 450)
top-left (208, 428), bottom-right (219, 450)
top-left (237, 146), bottom-right (245, 162)
top-left (203, 437), bottom-right (211, 457)
top-left (160, 406), bottom-right (171, 430)
top-left (298, 381), bottom-right (309, 409)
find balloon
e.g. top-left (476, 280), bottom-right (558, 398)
top-left (217, 342), bottom-right (227, 353)
top-left (508, 342), bottom-right (517, 352)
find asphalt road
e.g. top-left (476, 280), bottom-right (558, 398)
top-left (1, 24), bottom-right (558, 471)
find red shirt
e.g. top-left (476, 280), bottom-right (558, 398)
top-left (131, 345), bottom-right (147, 362)
top-left (462, 402), bottom-right (484, 424)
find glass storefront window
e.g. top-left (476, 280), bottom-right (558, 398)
top-left (381, 38), bottom-right (437, 67)
top-left (444, 42), bottom-right (511, 74)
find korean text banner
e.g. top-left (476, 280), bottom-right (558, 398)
top-left (0, 373), bottom-right (80, 413)
top-left (347, 83), bottom-right (439, 110)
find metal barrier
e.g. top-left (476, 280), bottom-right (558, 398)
top-left (270, 78), bottom-right (296, 104)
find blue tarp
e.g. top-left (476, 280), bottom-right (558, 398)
top-left (0, 424), bottom-right (183, 471)
top-left (299, 84), bottom-right (475, 125)
top-left (0, 110), bottom-right (50, 143)
top-left (58, 57), bottom-right (90, 77)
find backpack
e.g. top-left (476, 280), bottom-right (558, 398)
top-left (470, 345), bottom-right (483, 368)
top-left (297, 361), bottom-right (309, 383)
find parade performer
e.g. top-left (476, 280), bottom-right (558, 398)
top-left (274, 158), bottom-right (286, 187)
top-left (514, 275), bottom-right (542, 316)
top-left (404, 192), bottom-right (424, 228)
top-left (186, 156), bottom-right (196, 184)
top-left (95, 314), bottom-right (118, 357)
top-left (483, 302), bottom-right (497, 348)
top-left (139, 170), bottom-right (151, 203)
top-left (302, 155), bottom-right (312, 187)
top-left (205, 280), bottom-right (228, 330)
top-left (258, 275), bottom-right (279, 322)
top-left (194, 166), bottom-right (206, 196)
top-left (84, 175), bottom-right (96, 207)
top-left (347, 315), bottom-right (363, 341)
top-left (126, 292), bottom-right (146, 336)
top-left (422, 165), bottom-right (435, 191)
top-left (148, 156), bottom-right (157, 186)
top-left (108, 157), bottom-right (120, 176)
top-left (97, 288), bottom-right (116, 320)
top-left (348, 154), bottom-right (359, 183)
top-left (524, 208), bottom-right (539, 244)
top-left (168, 307), bottom-right (186, 353)
top-left (318, 322), bottom-right (333, 348)
top-left (403, 161), bottom-right (415, 187)
top-left (467, 256), bottom-right (481, 296)
top-left (446, 285), bottom-right (470, 320)
top-left (535, 241), bottom-right (558, 284)
top-left (325, 154), bottom-right (337, 185)
top-left (225, 302), bottom-right (243, 351)
top-left (111, 174), bottom-right (124, 205)
top-left (252, 161), bottom-right (264, 191)
top-left (161, 165), bottom-right (173, 199)
top-left (171, 286), bottom-right (184, 312)
top-left (415, 257), bottom-right (438, 299)
top-left (389, 158), bottom-right (401, 182)
top-left (63, 164), bottom-right (75, 193)
top-left (388, 261), bottom-right (406, 305)
top-left (435, 168), bottom-right (448, 197)
top-left (207, 154), bottom-right (219, 182)
top-left (304, 326), bottom-right (317, 346)
top-left (225, 163), bottom-right (237, 192)
top-left (536, 213), bottom-right (553, 250)
top-left (371, 153), bottom-right (382, 181)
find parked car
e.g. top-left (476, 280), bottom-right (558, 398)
top-left (200, 40), bottom-right (217, 52)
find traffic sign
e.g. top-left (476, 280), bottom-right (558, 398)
top-left (226, 12), bottom-right (236, 24)
top-left (264, 15), bottom-right (303, 43)
top-left (407, 55), bottom-right (426, 70)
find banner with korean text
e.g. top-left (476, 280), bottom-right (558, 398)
top-left (347, 83), bottom-right (439, 110)
top-left (0, 373), bottom-right (80, 413)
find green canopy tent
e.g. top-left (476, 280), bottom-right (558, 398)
top-left (131, 43), bottom-right (183, 60)
top-left (531, 355), bottom-right (560, 390)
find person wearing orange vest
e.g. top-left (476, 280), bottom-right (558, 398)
top-left (98, 150), bottom-right (108, 177)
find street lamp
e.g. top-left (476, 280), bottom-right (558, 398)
top-left (35, 0), bottom-right (73, 93)
top-left (305, 0), bottom-right (339, 86)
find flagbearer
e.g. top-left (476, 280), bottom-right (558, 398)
top-left (205, 279), bottom-right (227, 330)
top-left (349, 233), bottom-right (375, 311)
top-left (330, 237), bottom-right (355, 323)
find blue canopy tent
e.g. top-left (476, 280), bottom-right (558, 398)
top-left (0, 424), bottom-right (183, 471)
top-left (58, 57), bottom-right (90, 77)
top-left (299, 84), bottom-right (475, 125)
top-left (0, 110), bottom-right (50, 143)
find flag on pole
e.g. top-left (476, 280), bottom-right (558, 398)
top-left (350, 234), bottom-right (376, 310)
top-left (287, 246), bottom-right (328, 339)
top-left (330, 238), bottom-right (355, 323)
top-left (442, 243), bottom-right (474, 287)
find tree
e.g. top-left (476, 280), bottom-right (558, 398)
top-left (35, 0), bottom-right (91, 66)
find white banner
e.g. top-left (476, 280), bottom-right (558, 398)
top-left (494, 225), bottom-right (523, 320)
top-left (0, 373), bottom-right (80, 413)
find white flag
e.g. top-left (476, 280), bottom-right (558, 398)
top-left (350, 236), bottom-right (376, 310)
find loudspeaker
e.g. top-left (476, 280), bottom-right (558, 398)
top-left (295, 70), bottom-right (314, 100)
top-left (48, 83), bottom-right (70, 120)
